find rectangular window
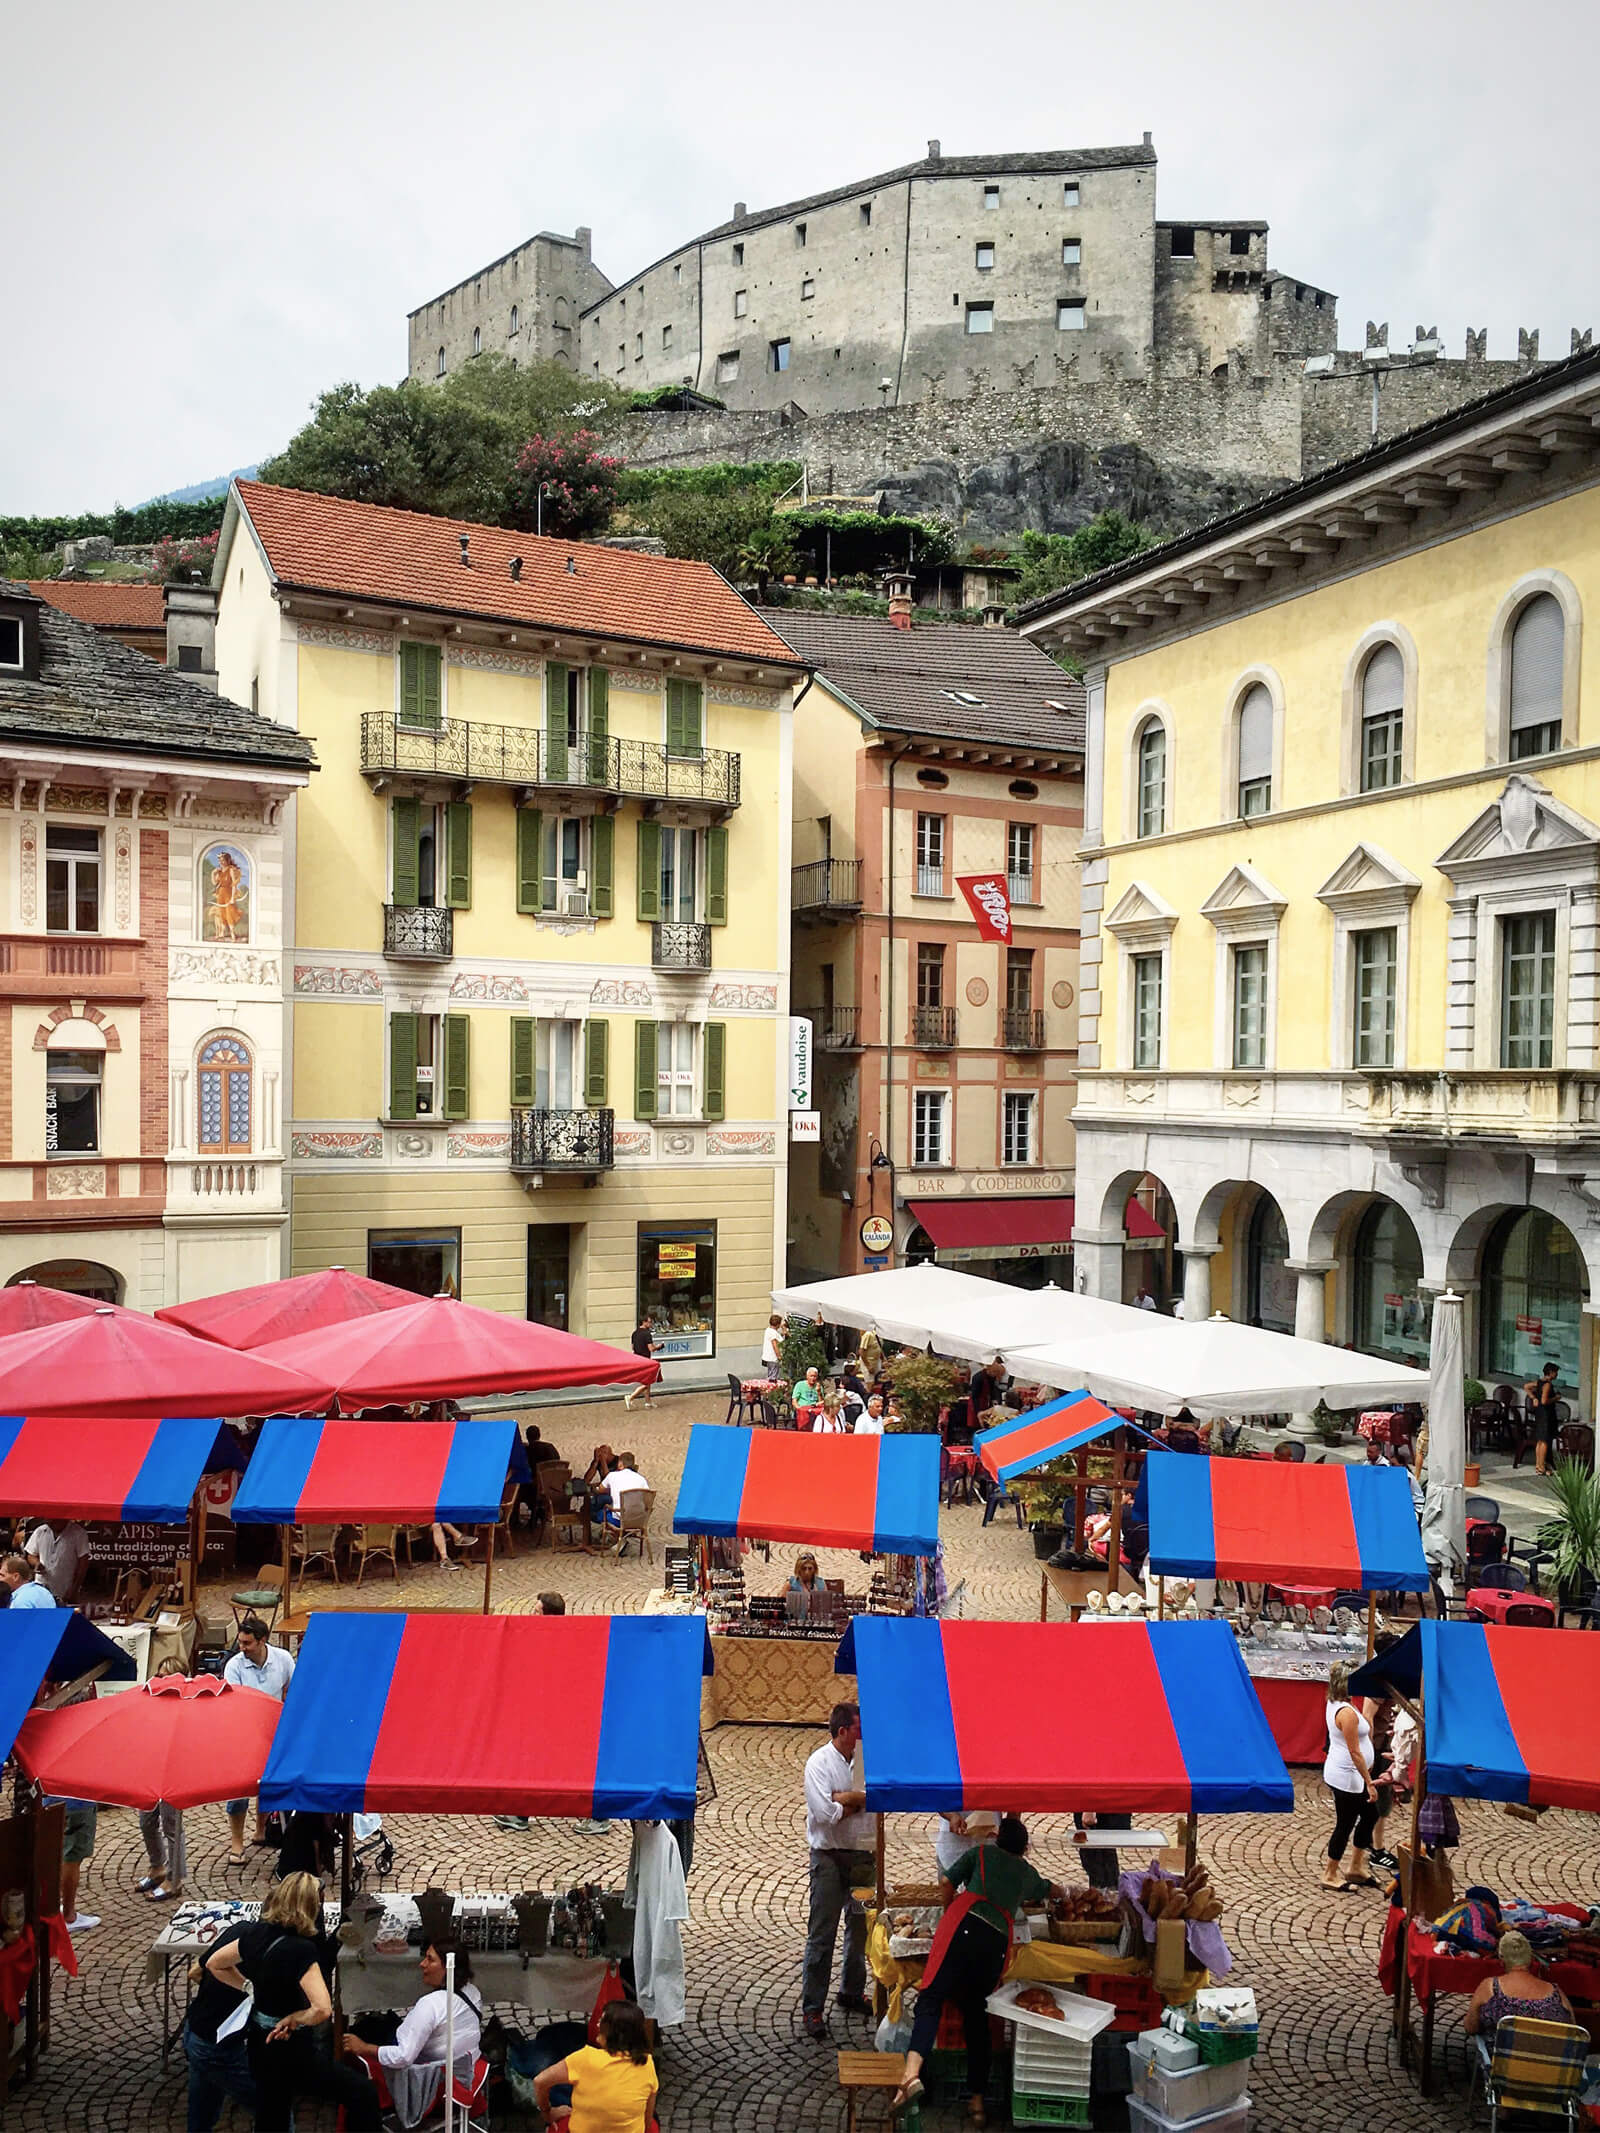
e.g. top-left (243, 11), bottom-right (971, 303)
top-left (662, 324), bottom-right (672, 350)
top-left (912, 1090), bottom-right (948, 1167)
top-left (915, 812), bottom-right (946, 894)
top-left (1361, 706), bottom-right (1404, 791)
top-left (1500, 910), bottom-right (1557, 1069)
top-left (916, 942), bottom-right (946, 1008)
top-left (177, 643), bottom-right (202, 672)
top-left (1005, 946), bottom-right (1034, 1013)
top-left (717, 350), bottom-right (740, 384)
top-left (770, 338), bottom-right (790, 372)
top-left (665, 676), bottom-right (704, 756)
top-left (45, 1049), bottom-right (101, 1156)
top-left (656, 1020), bottom-right (699, 1117)
top-left (634, 332), bottom-right (643, 360)
top-left (859, 202), bottom-right (872, 226)
top-left (1137, 728), bottom-right (1166, 839)
top-left (658, 824), bottom-right (700, 924)
top-left (1230, 229), bottom-right (1252, 256)
top-left (983, 184), bottom-right (1000, 210)
top-left (1352, 927), bottom-right (1398, 1069)
top-left (795, 222), bottom-right (807, 247)
top-left (1169, 227), bottom-right (1195, 258)
top-left (1002, 1091), bottom-right (1035, 1166)
top-left (637, 1224), bottom-right (716, 1358)
top-left (1238, 776), bottom-right (1271, 819)
top-left (367, 1228), bottom-right (461, 1300)
top-left (535, 1019), bottom-right (578, 1110)
top-left (1061, 239), bottom-right (1081, 267)
top-left (732, 242), bottom-right (744, 265)
top-left (45, 825), bottom-right (101, 934)
top-left (1232, 944), bottom-right (1269, 1069)
top-left (1132, 953), bottom-right (1163, 1069)
top-left (1063, 182), bottom-right (1080, 207)
top-left (398, 641), bottom-right (442, 730)
top-left (1057, 299), bottom-right (1086, 331)
top-left (975, 242), bottom-right (995, 271)
top-left (1511, 718), bottom-right (1561, 762)
top-left (541, 816), bottom-right (587, 915)
top-left (1006, 821), bottom-right (1035, 902)
top-left (734, 288), bottom-right (747, 317)
top-left (965, 303), bottom-right (994, 335)
top-left (0, 617), bottom-right (21, 669)
top-left (801, 276), bottom-right (815, 300)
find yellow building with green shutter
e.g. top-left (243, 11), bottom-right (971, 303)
top-left (213, 481), bottom-right (805, 1362)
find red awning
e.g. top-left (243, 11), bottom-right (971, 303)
top-left (907, 1195), bottom-right (1163, 1258)
top-left (156, 1266), bottom-right (417, 1350)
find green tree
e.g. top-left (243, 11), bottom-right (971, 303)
top-left (1013, 510), bottom-right (1154, 605)
top-left (631, 490), bottom-right (782, 577)
top-left (734, 520), bottom-right (800, 590)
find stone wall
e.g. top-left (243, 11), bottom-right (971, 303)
top-left (1298, 352), bottom-right (1538, 470)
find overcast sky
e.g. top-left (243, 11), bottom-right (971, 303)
top-left (4, 0), bottom-right (1595, 515)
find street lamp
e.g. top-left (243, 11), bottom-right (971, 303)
top-left (536, 481), bottom-right (555, 538)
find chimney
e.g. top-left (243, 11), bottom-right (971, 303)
top-left (459, 533), bottom-right (471, 567)
top-left (883, 570), bottom-right (915, 630)
top-left (510, 556), bottom-right (523, 583)
top-left (981, 601), bottom-right (1008, 629)
top-left (733, 201), bottom-right (747, 222)
top-left (927, 139), bottom-right (941, 162)
top-left (1143, 130), bottom-right (1153, 148)
top-left (164, 580), bottom-right (218, 692)
top-left (575, 225), bottom-right (592, 259)
top-left (566, 556), bottom-right (578, 574)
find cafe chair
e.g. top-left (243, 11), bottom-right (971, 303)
top-left (1558, 1421), bottom-right (1595, 1468)
top-left (1556, 1569), bottom-right (1598, 1628)
top-left (1466, 1522), bottom-right (1509, 1572)
top-left (292, 1524), bottom-right (342, 1590)
top-left (724, 1372), bottom-right (747, 1424)
top-left (1468, 1563), bottom-right (1528, 1593)
top-left (1501, 1600), bottom-right (1557, 1627)
top-left (352, 1523), bottom-right (401, 1584)
top-left (760, 1397), bottom-right (794, 1432)
top-left (1464, 1494), bottom-right (1502, 1525)
top-left (1470, 2013), bottom-right (1589, 2130)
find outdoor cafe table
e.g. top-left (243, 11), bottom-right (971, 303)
top-left (1466, 1587), bottom-right (1558, 1626)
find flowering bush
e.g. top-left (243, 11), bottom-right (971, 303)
top-left (153, 531), bottom-right (220, 583)
top-left (505, 431), bottom-right (621, 540)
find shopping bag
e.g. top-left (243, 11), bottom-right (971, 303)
top-left (587, 1960), bottom-right (627, 2043)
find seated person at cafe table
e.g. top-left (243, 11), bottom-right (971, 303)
top-left (342, 1939), bottom-right (484, 2128)
top-left (853, 1394), bottom-right (886, 1436)
top-left (792, 1367), bottom-right (824, 1422)
top-left (600, 1453), bottom-right (649, 1529)
top-left (1463, 1930), bottom-right (1576, 2043)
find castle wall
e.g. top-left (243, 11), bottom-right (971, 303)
top-left (408, 231), bottom-right (612, 382)
top-left (1299, 353), bottom-right (1538, 468)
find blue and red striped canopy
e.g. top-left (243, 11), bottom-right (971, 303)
top-left (837, 1616), bottom-right (1292, 1814)
top-left (675, 1423), bottom-right (940, 1556)
top-left (976, 1391), bottom-right (1121, 1484)
top-left (1351, 1621), bottom-right (1600, 1811)
top-left (0, 1415), bottom-right (241, 1523)
top-left (231, 1416), bottom-right (526, 1526)
top-left (1, 1608), bottom-right (136, 1766)
top-left (1145, 1455), bottom-right (1428, 1592)
top-left (259, 1612), bottom-right (712, 1821)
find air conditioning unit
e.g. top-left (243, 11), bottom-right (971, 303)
top-left (563, 889), bottom-right (590, 917)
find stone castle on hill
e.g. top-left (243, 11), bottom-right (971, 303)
top-left (408, 138), bottom-right (1589, 537)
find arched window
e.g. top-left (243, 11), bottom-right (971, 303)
top-left (1509, 593), bottom-right (1565, 760)
top-left (1359, 642), bottom-right (1405, 791)
top-left (1135, 719), bottom-right (1167, 838)
top-left (1236, 683), bottom-right (1273, 816)
top-left (198, 1036), bottom-right (252, 1155)
top-left (436, 346), bottom-right (446, 377)
top-left (1482, 1208), bottom-right (1585, 1389)
top-left (509, 305), bottom-right (520, 335)
top-left (1352, 1201), bottom-right (1430, 1364)
top-left (1246, 1195), bottom-right (1294, 1332)
top-left (471, 326), bottom-right (482, 355)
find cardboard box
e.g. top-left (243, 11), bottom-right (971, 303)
top-left (1152, 1916), bottom-right (1189, 1991)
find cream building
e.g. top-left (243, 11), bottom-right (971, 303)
top-left (1020, 347), bottom-right (1600, 1424)
top-left (213, 483), bottom-right (805, 1361)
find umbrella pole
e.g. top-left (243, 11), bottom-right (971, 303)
top-left (444, 1949), bottom-right (457, 2133)
top-left (1366, 1594), bottom-right (1377, 1662)
top-left (1157, 1576), bottom-right (1166, 1621)
top-left (482, 1525), bottom-right (496, 1615)
top-left (1394, 1706), bottom-right (1426, 2059)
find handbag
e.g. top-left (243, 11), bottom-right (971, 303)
top-left (586, 1961), bottom-right (627, 2044)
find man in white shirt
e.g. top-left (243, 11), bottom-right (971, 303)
top-left (852, 1395), bottom-right (886, 1436)
top-left (223, 1617), bottom-right (296, 1862)
top-left (801, 1701), bottom-right (872, 2038)
top-left (26, 1518), bottom-right (89, 1603)
top-left (602, 1457), bottom-right (648, 1514)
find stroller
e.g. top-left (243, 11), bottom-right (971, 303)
top-left (348, 1812), bottom-right (395, 1892)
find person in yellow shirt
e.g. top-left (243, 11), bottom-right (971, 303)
top-left (533, 2001), bottom-right (657, 2132)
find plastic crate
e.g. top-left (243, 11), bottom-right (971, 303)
top-left (1014, 2030), bottom-right (1093, 2097)
top-left (935, 2001), bottom-right (1006, 2049)
top-left (1181, 2023), bottom-right (1258, 2066)
top-left (1085, 1973), bottom-right (1165, 2034)
top-left (925, 2047), bottom-right (1009, 2106)
top-left (1125, 2094), bottom-right (1250, 2133)
top-left (1012, 2092), bottom-right (1092, 2127)
top-left (1128, 2038), bottom-right (1251, 2121)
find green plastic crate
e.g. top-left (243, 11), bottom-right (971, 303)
top-left (1011, 2092), bottom-right (1091, 2126)
top-left (1182, 2022), bottom-right (1259, 2065)
top-left (927, 2048), bottom-right (1009, 2105)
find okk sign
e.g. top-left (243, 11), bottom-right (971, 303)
top-left (957, 873), bottom-right (1012, 943)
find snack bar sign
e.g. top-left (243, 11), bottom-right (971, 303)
top-left (958, 874), bottom-right (1012, 943)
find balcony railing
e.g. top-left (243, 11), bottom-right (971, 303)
top-left (651, 921), bottom-right (712, 972)
top-left (1002, 1007), bottom-right (1046, 1051)
top-left (1007, 872), bottom-right (1034, 906)
top-left (510, 1107), bottom-right (615, 1174)
top-left (1362, 1070), bottom-right (1600, 1144)
top-left (815, 1006), bottom-right (861, 1050)
top-left (384, 903), bottom-right (454, 960)
top-left (915, 865), bottom-right (946, 898)
top-left (360, 713), bottom-right (741, 809)
top-left (911, 1004), bottom-right (957, 1049)
top-left (792, 857), bottom-right (862, 914)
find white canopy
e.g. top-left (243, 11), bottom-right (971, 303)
top-left (776, 1266), bottom-right (1431, 1418)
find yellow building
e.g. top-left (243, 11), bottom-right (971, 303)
top-left (1020, 348), bottom-right (1600, 1425)
top-left (213, 483), bottom-right (805, 1365)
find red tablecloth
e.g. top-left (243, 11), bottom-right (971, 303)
top-left (1467, 1588), bottom-right (1557, 1626)
top-left (1380, 1902), bottom-right (1600, 2004)
top-left (1250, 1676), bottom-right (1328, 1765)
top-left (1265, 1585), bottom-right (1337, 1611)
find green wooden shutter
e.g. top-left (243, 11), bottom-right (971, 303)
top-left (442, 1013), bottom-right (471, 1120)
top-left (545, 662), bottom-right (569, 782)
top-left (391, 797), bottom-right (421, 907)
top-left (586, 666), bottom-right (610, 784)
top-left (516, 808), bottom-right (543, 914)
top-left (388, 1013), bottom-right (418, 1121)
top-left (666, 677), bottom-right (702, 755)
top-left (636, 818), bottom-right (661, 921)
top-left (633, 1020), bottom-right (658, 1119)
top-left (400, 643), bottom-right (442, 730)
top-left (705, 825), bottom-right (729, 925)
top-left (444, 800), bottom-right (472, 909)
top-left (703, 1021), bottom-right (726, 1122)
top-left (590, 813), bottom-right (614, 919)
top-left (584, 1017), bottom-right (609, 1108)
top-left (509, 1016), bottom-right (536, 1107)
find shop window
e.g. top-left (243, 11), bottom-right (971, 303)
top-left (1353, 1202), bottom-right (1431, 1366)
top-left (638, 1224), bottom-right (716, 1358)
top-left (1499, 910), bottom-right (1556, 1068)
top-left (1246, 1195), bottom-right (1294, 1333)
top-left (904, 1224), bottom-right (937, 1267)
top-left (1132, 952), bottom-right (1163, 1069)
top-left (1508, 592), bottom-right (1565, 760)
top-left (915, 812), bottom-right (946, 895)
top-left (1352, 927), bottom-right (1397, 1069)
top-left (45, 825), bottom-right (101, 934)
top-left (1359, 642), bottom-right (1405, 791)
top-left (912, 1089), bottom-right (948, 1167)
top-left (1235, 683), bottom-right (1274, 817)
top-left (368, 1228), bottom-right (461, 1299)
top-left (45, 1048), bottom-right (101, 1156)
top-left (1231, 943), bottom-right (1269, 1069)
top-left (1482, 1208), bottom-right (1584, 1390)
top-left (197, 1036), bottom-right (252, 1155)
top-left (1002, 1090), bottom-right (1035, 1165)
top-left (1135, 719), bottom-right (1167, 838)
top-left (1007, 821), bottom-right (1035, 902)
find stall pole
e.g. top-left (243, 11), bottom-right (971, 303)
top-left (481, 1525), bottom-right (496, 1615)
top-left (1393, 1713), bottom-right (1427, 2064)
top-left (1181, 1815), bottom-right (1198, 1879)
top-left (1365, 1595), bottom-right (1377, 1661)
top-left (1106, 1445), bottom-right (1125, 1600)
top-left (874, 1813), bottom-right (886, 1910)
top-left (281, 1523), bottom-right (292, 1595)
top-left (1157, 1576), bottom-right (1166, 1621)
top-left (873, 1814), bottom-right (888, 2024)
top-left (444, 1950), bottom-right (457, 2133)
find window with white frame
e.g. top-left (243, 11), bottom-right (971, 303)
top-left (912, 1089), bottom-right (948, 1166)
top-left (915, 812), bottom-right (946, 895)
top-left (1136, 721), bottom-right (1167, 838)
top-left (1508, 595), bottom-right (1565, 761)
top-left (658, 825), bottom-right (700, 924)
top-left (1006, 821), bottom-right (1035, 902)
top-left (657, 1022), bottom-right (699, 1116)
top-left (1352, 927), bottom-right (1398, 1069)
top-left (1499, 910), bottom-right (1556, 1068)
top-left (1231, 944), bottom-right (1269, 1069)
top-left (541, 816), bottom-right (589, 915)
top-left (538, 1020), bottom-right (579, 1110)
top-left (1359, 643), bottom-right (1405, 791)
top-left (1002, 1090), bottom-right (1035, 1166)
top-left (1132, 952), bottom-right (1164, 1069)
top-left (45, 826), bottom-right (101, 933)
top-left (1236, 683), bottom-right (1273, 816)
top-left (46, 1048), bottom-right (101, 1155)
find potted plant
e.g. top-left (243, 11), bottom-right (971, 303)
top-left (1535, 1457), bottom-right (1600, 1614)
top-left (777, 1314), bottom-right (826, 1389)
top-left (1019, 1465), bottom-right (1071, 1558)
top-left (1312, 1400), bottom-right (1344, 1449)
top-left (880, 1350), bottom-right (967, 1435)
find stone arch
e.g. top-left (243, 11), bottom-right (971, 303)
top-left (1189, 1177), bottom-right (1256, 1253)
top-left (7, 1258), bottom-right (121, 1303)
top-left (34, 1005), bottom-right (120, 1052)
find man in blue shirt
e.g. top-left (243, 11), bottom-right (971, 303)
top-left (2, 1553), bottom-right (56, 1609)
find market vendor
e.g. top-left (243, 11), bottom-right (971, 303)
top-left (788, 1553), bottom-right (834, 1622)
top-left (341, 1940), bottom-right (483, 2128)
top-left (1463, 1931), bottom-right (1575, 2043)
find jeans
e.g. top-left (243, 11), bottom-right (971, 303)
top-left (184, 2026), bottom-right (256, 2133)
top-left (1327, 1786), bottom-right (1378, 1861)
top-left (907, 1912), bottom-right (1009, 2098)
top-left (803, 1847), bottom-right (873, 2014)
top-left (246, 2018), bottom-right (382, 2132)
top-left (140, 1801), bottom-right (187, 1887)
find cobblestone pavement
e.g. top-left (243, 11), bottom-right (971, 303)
top-left (10, 1391), bottom-right (1593, 2133)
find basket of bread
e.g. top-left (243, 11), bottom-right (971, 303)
top-left (887, 1904), bottom-right (942, 1959)
top-left (1047, 1885), bottom-right (1124, 1943)
top-left (1137, 1863), bottom-right (1223, 1926)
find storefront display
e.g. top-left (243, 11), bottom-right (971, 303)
top-left (1352, 1202), bottom-right (1432, 1367)
top-left (638, 1223), bottom-right (716, 1358)
top-left (1482, 1208), bottom-right (1584, 1389)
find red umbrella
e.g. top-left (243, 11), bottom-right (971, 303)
top-left (155, 1265), bottom-right (418, 1350)
top-left (14, 1675), bottom-right (282, 1810)
top-left (0, 1282), bottom-right (120, 1337)
top-left (0, 1306), bottom-right (330, 1418)
top-left (254, 1291), bottom-right (658, 1407)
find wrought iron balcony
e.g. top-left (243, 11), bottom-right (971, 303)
top-left (911, 1004), bottom-right (957, 1049)
top-left (510, 1107), bottom-right (615, 1174)
top-left (792, 857), bottom-right (862, 916)
top-left (383, 903), bottom-right (453, 960)
top-left (360, 714), bottom-right (741, 810)
top-left (816, 1006), bottom-right (862, 1050)
top-left (1002, 1008), bottom-right (1046, 1051)
top-left (651, 921), bottom-right (712, 972)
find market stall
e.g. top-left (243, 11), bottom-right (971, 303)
top-left (1143, 1457), bottom-right (1430, 1765)
top-left (975, 1394), bottom-right (1146, 1618)
top-left (1353, 1621), bottom-right (1600, 2095)
top-left (673, 1424), bottom-right (940, 1726)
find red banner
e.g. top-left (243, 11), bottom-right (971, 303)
top-left (957, 873), bottom-right (1012, 942)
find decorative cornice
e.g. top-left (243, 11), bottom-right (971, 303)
top-left (297, 621), bottom-right (395, 655)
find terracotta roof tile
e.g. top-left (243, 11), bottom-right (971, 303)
top-left (26, 580), bottom-right (165, 630)
top-left (234, 482), bottom-right (804, 670)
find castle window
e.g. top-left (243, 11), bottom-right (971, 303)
top-left (674, 263), bottom-right (682, 281)
top-left (795, 222), bottom-right (807, 247)
top-left (1169, 227), bottom-right (1195, 258)
top-left (983, 184), bottom-right (1000, 210)
top-left (509, 305), bottom-right (519, 334)
top-left (859, 202), bottom-right (871, 226)
top-left (436, 347), bottom-right (446, 376)
top-left (975, 243), bottom-right (995, 272)
top-left (801, 277), bottom-right (815, 300)
top-left (1057, 300), bottom-right (1086, 331)
top-left (770, 338), bottom-right (791, 373)
top-left (472, 327), bottom-right (481, 354)
top-left (634, 332), bottom-right (643, 361)
top-left (732, 243), bottom-right (744, 265)
top-left (1230, 230), bottom-right (1252, 256)
top-left (1061, 239), bottom-right (1081, 267)
top-left (617, 344), bottom-right (626, 370)
top-left (965, 303), bottom-right (994, 335)
top-left (734, 289), bottom-right (748, 317)
top-left (1063, 182), bottom-right (1080, 207)
top-left (717, 350), bottom-right (740, 384)
top-left (0, 618), bottom-right (23, 670)
top-left (662, 324), bottom-right (672, 350)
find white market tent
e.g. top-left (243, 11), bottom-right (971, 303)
top-left (776, 1266), bottom-right (1430, 1419)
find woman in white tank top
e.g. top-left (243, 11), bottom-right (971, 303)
top-left (1320, 1660), bottom-right (1380, 1891)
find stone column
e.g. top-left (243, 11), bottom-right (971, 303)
top-left (1072, 1232), bottom-right (1126, 1303)
top-left (1181, 1246), bottom-right (1219, 1323)
top-left (1286, 1259), bottom-right (1337, 1439)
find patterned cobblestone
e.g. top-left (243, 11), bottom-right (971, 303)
top-left (9, 1391), bottom-right (1593, 2133)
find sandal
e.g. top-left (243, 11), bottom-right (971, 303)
top-left (135, 1876), bottom-right (161, 1894)
top-left (1341, 1874), bottom-right (1379, 1889)
top-left (227, 1849), bottom-right (246, 1866)
top-left (890, 2079), bottom-right (925, 2114)
top-left (148, 1886), bottom-right (179, 1902)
